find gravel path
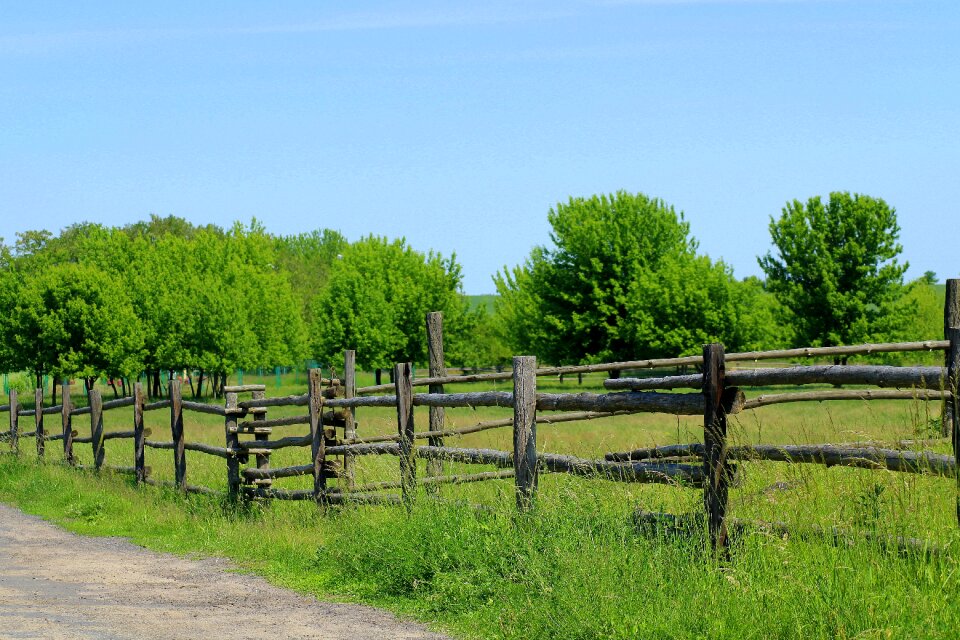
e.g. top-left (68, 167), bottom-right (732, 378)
top-left (0, 504), bottom-right (451, 639)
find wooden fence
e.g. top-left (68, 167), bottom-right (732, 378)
top-left (1, 279), bottom-right (959, 551)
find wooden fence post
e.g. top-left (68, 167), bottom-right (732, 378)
top-left (944, 279), bottom-right (959, 438)
top-left (34, 387), bottom-right (44, 458)
top-left (426, 312), bottom-right (446, 489)
top-left (703, 343), bottom-right (730, 551)
top-left (169, 378), bottom-right (186, 491)
top-left (395, 362), bottom-right (415, 507)
top-left (513, 356), bottom-right (538, 512)
top-left (224, 390), bottom-right (240, 499)
top-left (61, 380), bottom-right (74, 465)
top-left (309, 369), bottom-right (326, 503)
top-left (342, 351), bottom-right (357, 491)
top-left (89, 387), bottom-right (104, 470)
top-left (251, 388), bottom-right (269, 496)
top-left (134, 382), bottom-right (146, 483)
top-left (8, 389), bottom-right (18, 454)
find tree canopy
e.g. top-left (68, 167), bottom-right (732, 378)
top-left (758, 192), bottom-right (908, 350)
top-left (494, 191), bottom-right (779, 363)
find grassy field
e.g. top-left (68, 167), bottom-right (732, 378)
top-left (1, 368), bottom-right (959, 639)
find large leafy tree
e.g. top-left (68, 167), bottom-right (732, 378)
top-left (758, 192), bottom-right (908, 356)
top-left (494, 191), bottom-right (775, 364)
top-left (311, 236), bottom-right (473, 371)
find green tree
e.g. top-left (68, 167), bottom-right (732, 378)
top-left (311, 236), bottom-right (471, 372)
top-left (494, 191), bottom-right (771, 364)
top-left (758, 192), bottom-right (908, 358)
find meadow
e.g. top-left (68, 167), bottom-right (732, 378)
top-left (1, 366), bottom-right (958, 639)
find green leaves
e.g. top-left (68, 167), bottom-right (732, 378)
top-left (495, 191), bottom-right (771, 363)
top-left (759, 192), bottom-right (908, 349)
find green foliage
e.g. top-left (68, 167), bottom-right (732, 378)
top-left (7, 262), bottom-right (143, 381)
top-left (311, 236), bottom-right (472, 370)
top-left (495, 191), bottom-right (780, 363)
top-left (274, 229), bottom-right (348, 324)
top-left (759, 192), bottom-right (908, 349)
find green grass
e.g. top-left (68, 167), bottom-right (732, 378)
top-left (2, 370), bottom-right (960, 639)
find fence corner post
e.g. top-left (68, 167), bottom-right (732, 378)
top-left (90, 387), bottom-right (104, 470)
top-left (342, 351), bottom-right (357, 491)
top-left (169, 378), bottom-right (185, 491)
top-left (426, 311), bottom-right (446, 491)
top-left (395, 362), bottom-right (415, 508)
top-left (702, 342), bottom-right (730, 552)
top-left (309, 368), bottom-right (327, 504)
top-left (34, 387), bottom-right (44, 458)
top-left (61, 379), bottom-right (74, 465)
top-left (133, 382), bottom-right (146, 483)
top-left (513, 355), bottom-right (538, 512)
top-left (8, 388), bottom-right (18, 455)
top-left (223, 389), bottom-right (240, 500)
top-left (943, 279), bottom-right (959, 438)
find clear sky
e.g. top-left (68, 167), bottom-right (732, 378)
top-left (1, 1), bottom-right (957, 293)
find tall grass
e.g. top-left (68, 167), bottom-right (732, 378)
top-left (1, 369), bottom-right (959, 638)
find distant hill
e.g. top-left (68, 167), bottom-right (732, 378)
top-left (467, 294), bottom-right (497, 315)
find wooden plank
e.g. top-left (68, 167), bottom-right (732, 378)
top-left (252, 388), bottom-right (270, 493)
top-left (7, 389), bottom-right (18, 454)
top-left (605, 365), bottom-right (945, 391)
top-left (223, 384), bottom-right (266, 393)
top-left (741, 389), bottom-right (948, 411)
top-left (133, 382), bottom-right (146, 483)
top-left (703, 343), bottom-right (730, 552)
top-left (34, 388), bottom-right (44, 457)
top-left (237, 394), bottom-right (308, 409)
top-left (342, 350), bottom-right (357, 490)
top-left (89, 388), bottom-right (104, 470)
top-left (224, 390), bottom-right (240, 499)
top-left (426, 312), bottom-right (445, 487)
top-left (309, 369), bottom-right (325, 503)
top-left (395, 362), bottom-right (415, 507)
top-left (513, 356), bottom-right (538, 511)
top-left (945, 279), bottom-right (959, 442)
top-left (948, 324), bottom-right (960, 526)
top-left (169, 379), bottom-right (186, 491)
top-left (61, 381), bottom-right (74, 465)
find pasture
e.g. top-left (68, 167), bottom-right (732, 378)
top-left (2, 365), bottom-right (958, 639)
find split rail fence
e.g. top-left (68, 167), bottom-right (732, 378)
top-left (2, 282), bottom-right (959, 550)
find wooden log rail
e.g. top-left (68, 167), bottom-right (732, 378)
top-left (72, 428), bottom-right (151, 444)
top-left (605, 365), bottom-right (946, 391)
top-left (741, 389), bottom-right (949, 410)
top-left (605, 443), bottom-right (956, 476)
top-left (353, 340), bottom-right (950, 395)
top-left (144, 439), bottom-right (230, 459)
top-left (255, 441), bottom-right (705, 488)
top-left (315, 387), bottom-right (745, 416)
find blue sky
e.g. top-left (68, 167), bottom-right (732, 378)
top-left (1, 1), bottom-right (957, 293)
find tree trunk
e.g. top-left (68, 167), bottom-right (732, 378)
top-left (610, 369), bottom-right (622, 380)
top-left (375, 369), bottom-right (382, 385)
top-left (51, 380), bottom-right (57, 405)
top-left (389, 367), bottom-right (395, 383)
top-left (195, 369), bottom-right (204, 400)
top-left (108, 378), bottom-right (120, 399)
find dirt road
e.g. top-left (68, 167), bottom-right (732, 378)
top-left (0, 504), bottom-right (450, 639)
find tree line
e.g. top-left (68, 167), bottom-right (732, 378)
top-left (0, 190), bottom-right (945, 401)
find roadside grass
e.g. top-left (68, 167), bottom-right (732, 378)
top-left (2, 368), bottom-right (959, 638)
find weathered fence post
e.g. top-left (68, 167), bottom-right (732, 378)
top-left (395, 362), bottom-right (415, 508)
top-left (251, 388), bottom-right (270, 496)
top-left (944, 279), bottom-right (959, 438)
top-left (342, 351), bottom-right (357, 491)
top-left (89, 387), bottom-right (104, 470)
top-left (513, 355), bottom-right (538, 512)
top-left (133, 382), bottom-right (146, 483)
top-left (309, 369), bottom-right (326, 504)
top-left (223, 389), bottom-right (240, 499)
top-left (169, 378), bottom-right (186, 491)
top-left (8, 389), bottom-right (19, 454)
top-left (703, 343), bottom-right (730, 551)
top-left (426, 312), bottom-right (446, 489)
top-left (61, 380), bottom-right (74, 465)
top-left (34, 387), bottom-right (44, 457)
